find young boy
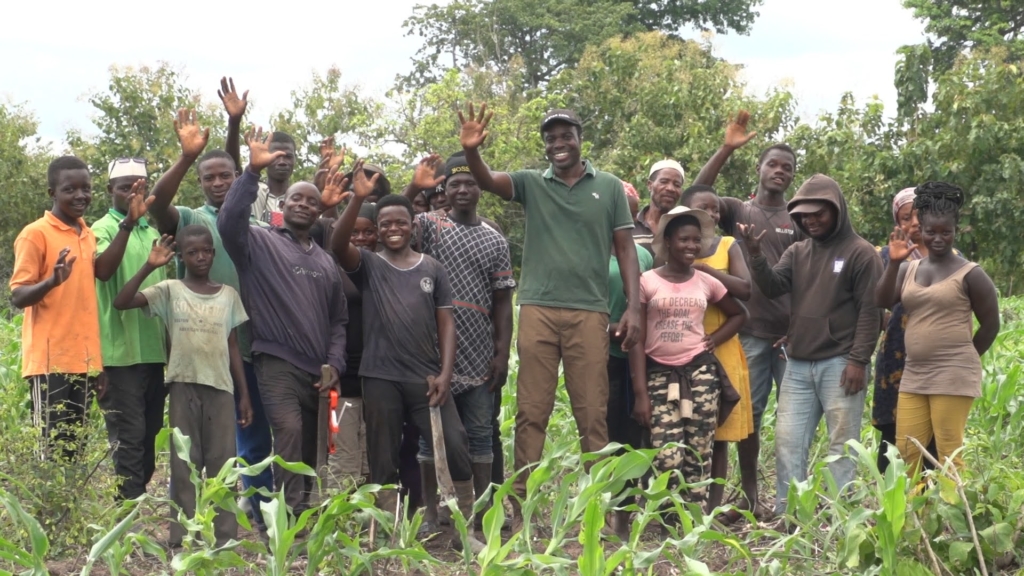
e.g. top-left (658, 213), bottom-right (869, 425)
top-left (114, 226), bottom-right (252, 547)
top-left (10, 155), bottom-right (146, 462)
top-left (326, 162), bottom-right (482, 551)
top-left (147, 106), bottom-right (275, 530)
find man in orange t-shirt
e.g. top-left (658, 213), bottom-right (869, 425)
top-left (10, 156), bottom-right (146, 462)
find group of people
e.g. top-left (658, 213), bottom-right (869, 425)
top-left (10, 77), bottom-right (1001, 548)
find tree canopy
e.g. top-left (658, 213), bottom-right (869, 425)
top-left (4, 3), bottom-right (1024, 295)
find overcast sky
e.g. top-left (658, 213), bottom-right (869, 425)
top-left (2, 0), bottom-right (925, 147)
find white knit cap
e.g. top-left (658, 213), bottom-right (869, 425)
top-left (648, 159), bottom-right (685, 181)
top-left (108, 158), bottom-right (148, 180)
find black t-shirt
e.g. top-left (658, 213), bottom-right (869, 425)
top-left (339, 273), bottom-right (363, 397)
top-left (347, 249), bottom-right (454, 383)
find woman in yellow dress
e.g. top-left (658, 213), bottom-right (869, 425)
top-left (682, 185), bottom-right (756, 520)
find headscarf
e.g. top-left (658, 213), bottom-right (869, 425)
top-left (892, 187), bottom-right (916, 224)
top-left (621, 181), bottom-right (639, 200)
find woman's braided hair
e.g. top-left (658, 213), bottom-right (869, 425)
top-left (914, 181), bottom-right (965, 224)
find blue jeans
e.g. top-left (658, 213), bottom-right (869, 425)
top-left (237, 361), bottom-right (274, 526)
top-left (419, 383), bottom-right (494, 464)
top-left (774, 356), bottom-right (865, 515)
top-left (740, 334), bottom-right (788, 431)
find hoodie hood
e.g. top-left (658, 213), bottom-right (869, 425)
top-left (787, 174), bottom-right (853, 245)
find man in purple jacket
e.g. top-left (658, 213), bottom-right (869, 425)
top-left (217, 127), bottom-right (347, 515)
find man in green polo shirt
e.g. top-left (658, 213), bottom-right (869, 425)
top-left (458, 104), bottom-right (642, 528)
top-left (94, 158), bottom-right (167, 501)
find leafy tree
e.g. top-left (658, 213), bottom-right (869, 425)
top-left (65, 63), bottom-right (226, 211)
top-left (400, 0), bottom-right (761, 89)
top-left (271, 67), bottom-right (385, 181)
top-left (0, 102), bottom-right (51, 287)
top-left (627, 0), bottom-right (762, 35)
top-left (550, 32), bottom-right (797, 195)
top-left (896, 1), bottom-right (1024, 117)
top-left (903, 0), bottom-right (1024, 75)
top-left (401, 0), bottom-right (636, 89)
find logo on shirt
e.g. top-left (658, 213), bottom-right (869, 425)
top-left (420, 277), bottom-right (434, 293)
top-left (592, 193), bottom-right (599, 199)
top-left (776, 227), bottom-right (795, 235)
top-left (833, 258), bottom-right (845, 274)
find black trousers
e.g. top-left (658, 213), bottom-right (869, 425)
top-left (30, 373), bottom-right (95, 462)
top-left (363, 377), bottom-right (472, 485)
top-left (99, 364), bottom-right (167, 500)
top-left (491, 385), bottom-right (504, 485)
top-left (606, 356), bottom-right (647, 450)
top-left (255, 354), bottom-right (319, 513)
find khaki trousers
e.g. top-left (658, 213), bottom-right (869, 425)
top-left (513, 305), bottom-right (609, 498)
top-left (896, 392), bottom-right (974, 475)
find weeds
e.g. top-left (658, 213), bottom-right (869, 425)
top-left (2, 300), bottom-right (1024, 574)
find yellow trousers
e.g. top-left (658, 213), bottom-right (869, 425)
top-left (896, 392), bottom-right (974, 474)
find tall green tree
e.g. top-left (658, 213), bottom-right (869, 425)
top-left (400, 0), bottom-right (761, 89)
top-left (0, 102), bottom-right (51, 286)
top-left (271, 67), bottom-right (385, 181)
top-left (66, 63), bottom-right (225, 211)
top-left (896, 0), bottom-right (1024, 118)
top-left (550, 32), bottom-right (797, 195)
top-left (903, 0), bottom-right (1024, 75)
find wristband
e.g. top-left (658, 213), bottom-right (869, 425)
top-left (119, 220), bottom-right (136, 232)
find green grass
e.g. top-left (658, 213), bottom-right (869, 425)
top-left (2, 300), bottom-right (1024, 574)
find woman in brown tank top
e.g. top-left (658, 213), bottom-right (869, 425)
top-left (874, 182), bottom-right (1001, 475)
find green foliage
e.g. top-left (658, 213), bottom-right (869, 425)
top-left (3, 300), bottom-right (1024, 572)
top-left (0, 103), bottom-right (51, 286)
top-left (65, 62), bottom-right (226, 212)
top-left (550, 32), bottom-right (797, 193)
top-left (400, 0), bottom-right (761, 89)
top-left (271, 66), bottom-right (386, 182)
top-left (902, 0), bottom-right (1024, 76)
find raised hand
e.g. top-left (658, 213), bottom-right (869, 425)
top-left (245, 126), bottom-right (286, 172)
top-left (320, 166), bottom-right (352, 209)
top-left (174, 108), bottom-right (210, 159)
top-left (458, 102), bottom-right (493, 150)
top-left (125, 179), bottom-right (149, 224)
top-left (411, 154), bottom-right (445, 190)
top-left (147, 235), bottom-right (177, 268)
top-left (350, 159), bottom-right (381, 200)
top-left (737, 224), bottom-right (767, 258)
top-left (888, 225), bottom-right (917, 262)
top-left (724, 110), bottom-right (757, 150)
top-left (319, 137), bottom-right (347, 172)
top-left (51, 247), bottom-right (77, 287)
top-left (218, 77), bottom-right (249, 121)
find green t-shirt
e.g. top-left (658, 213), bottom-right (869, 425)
top-left (93, 210), bottom-right (167, 367)
top-left (509, 162), bottom-right (634, 313)
top-left (608, 244), bottom-right (654, 358)
top-left (176, 204), bottom-right (261, 361)
top-left (142, 280), bottom-right (248, 393)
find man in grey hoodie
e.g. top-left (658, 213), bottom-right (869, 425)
top-left (740, 174), bottom-right (882, 516)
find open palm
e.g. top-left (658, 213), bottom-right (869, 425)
top-left (458, 102), bottom-right (493, 149)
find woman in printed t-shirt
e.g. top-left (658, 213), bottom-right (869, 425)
top-left (629, 206), bottom-right (746, 524)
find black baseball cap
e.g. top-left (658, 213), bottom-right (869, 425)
top-left (540, 109), bottom-right (582, 134)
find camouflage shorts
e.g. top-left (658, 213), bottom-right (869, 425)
top-left (648, 364), bottom-right (721, 504)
